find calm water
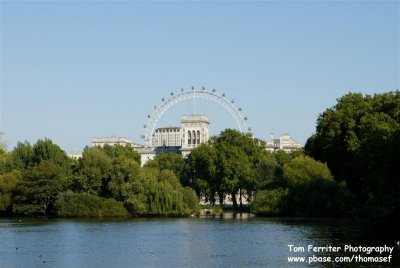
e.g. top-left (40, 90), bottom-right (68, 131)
top-left (0, 215), bottom-right (398, 267)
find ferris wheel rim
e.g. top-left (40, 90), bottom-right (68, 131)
top-left (142, 87), bottom-right (251, 147)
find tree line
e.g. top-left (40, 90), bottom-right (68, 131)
top-left (0, 141), bottom-right (198, 217)
top-left (1, 90), bottom-right (398, 236)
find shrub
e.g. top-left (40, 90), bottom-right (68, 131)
top-left (250, 188), bottom-right (288, 216)
top-left (54, 191), bottom-right (128, 217)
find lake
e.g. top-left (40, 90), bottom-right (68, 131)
top-left (0, 214), bottom-right (398, 267)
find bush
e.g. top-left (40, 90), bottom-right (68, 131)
top-left (181, 187), bottom-right (200, 214)
top-left (284, 179), bottom-right (354, 217)
top-left (54, 191), bottom-right (128, 217)
top-left (250, 188), bottom-right (288, 216)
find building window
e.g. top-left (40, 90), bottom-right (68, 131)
top-left (192, 130), bottom-right (196, 145)
top-left (197, 130), bottom-right (200, 144)
top-left (188, 131), bottom-right (191, 145)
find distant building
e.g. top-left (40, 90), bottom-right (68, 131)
top-left (153, 127), bottom-right (181, 147)
top-left (180, 115), bottom-right (209, 157)
top-left (135, 114), bottom-right (210, 165)
top-left (91, 136), bottom-right (137, 147)
top-left (68, 151), bottom-right (82, 159)
top-left (266, 133), bottom-right (302, 152)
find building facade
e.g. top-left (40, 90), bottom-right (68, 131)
top-left (266, 133), bottom-right (302, 152)
top-left (91, 136), bottom-right (141, 148)
top-left (180, 115), bottom-right (209, 157)
top-left (153, 127), bottom-right (181, 147)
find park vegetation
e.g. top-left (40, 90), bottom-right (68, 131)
top-left (0, 90), bottom-right (398, 236)
top-left (0, 141), bottom-right (198, 217)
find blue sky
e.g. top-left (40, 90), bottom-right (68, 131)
top-left (1, 1), bottom-right (399, 153)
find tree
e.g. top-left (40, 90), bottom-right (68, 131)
top-left (213, 129), bottom-right (262, 207)
top-left (73, 147), bottom-right (112, 196)
top-left (101, 144), bottom-right (141, 165)
top-left (254, 153), bottom-right (280, 190)
top-left (305, 92), bottom-right (400, 200)
top-left (305, 91), bottom-right (400, 235)
top-left (181, 144), bottom-right (219, 203)
top-left (54, 191), bottom-right (128, 217)
top-left (5, 141), bottom-right (34, 171)
top-left (251, 156), bottom-right (353, 217)
top-left (217, 143), bottom-right (253, 208)
top-left (182, 129), bottom-right (263, 208)
top-left (106, 156), bottom-right (140, 201)
top-left (32, 138), bottom-right (72, 174)
top-left (12, 161), bottom-right (63, 216)
top-left (145, 152), bottom-right (183, 176)
top-left (0, 170), bottom-right (22, 213)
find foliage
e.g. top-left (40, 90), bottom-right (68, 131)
top-left (182, 129), bottom-right (264, 208)
top-left (250, 188), bottom-right (289, 216)
top-left (12, 161), bottom-right (63, 216)
top-left (145, 152), bottom-right (184, 176)
top-left (125, 168), bottom-right (199, 216)
top-left (74, 146), bottom-right (112, 196)
top-left (101, 144), bottom-right (141, 165)
top-left (304, 91), bottom-right (400, 234)
top-left (54, 191), bottom-right (128, 217)
top-left (0, 170), bottom-right (22, 213)
top-left (251, 156), bottom-right (353, 217)
top-left (283, 156), bottom-right (332, 185)
top-left (0, 137), bottom-right (200, 218)
top-left (181, 144), bottom-right (219, 203)
top-left (181, 187), bottom-right (200, 213)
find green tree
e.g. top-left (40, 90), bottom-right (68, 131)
top-left (145, 152), bottom-right (184, 176)
top-left (106, 156), bottom-right (140, 201)
top-left (254, 153), bottom-right (280, 190)
top-left (101, 144), bottom-right (141, 165)
top-left (32, 139), bottom-right (72, 174)
top-left (73, 147), bottom-right (112, 196)
top-left (0, 170), bottom-right (22, 213)
top-left (251, 156), bottom-right (353, 217)
top-left (54, 191), bottom-right (128, 217)
top-left (305, 91), bottom-right (400, 234)
top-left (213, 129), bottom-right (262, 207)
top-left (181, 144), bottom-right (219, 204)
top-left (12, 161), bottom-right (63, 216)
top-left (5, 141), bottom-right (34, 171)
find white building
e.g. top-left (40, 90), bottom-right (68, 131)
top-left (180, 115), bottom-right (209, 157)
top-left (135, 114), bottom-right (210, 165)
top-left (91, 136), bottom-right (136, 147)
top-left (266, 133), bottom-right (302, 152)
top-left (153, 127), bottom-right (181, 147)
top-left (68, 151), bottom-right (82, 159)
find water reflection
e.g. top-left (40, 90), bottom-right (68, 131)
top-left (0, 216), bottom-right (398, 267)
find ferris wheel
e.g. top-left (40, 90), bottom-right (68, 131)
top-left (142, 87), bottom-right (251, 147)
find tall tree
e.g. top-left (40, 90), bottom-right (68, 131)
top-left (12, 161), bottom-right (62, 216)
top-left (305, 91), bottom-right (400, 236)
top-left (145, 152), bottom-right (183, 176)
